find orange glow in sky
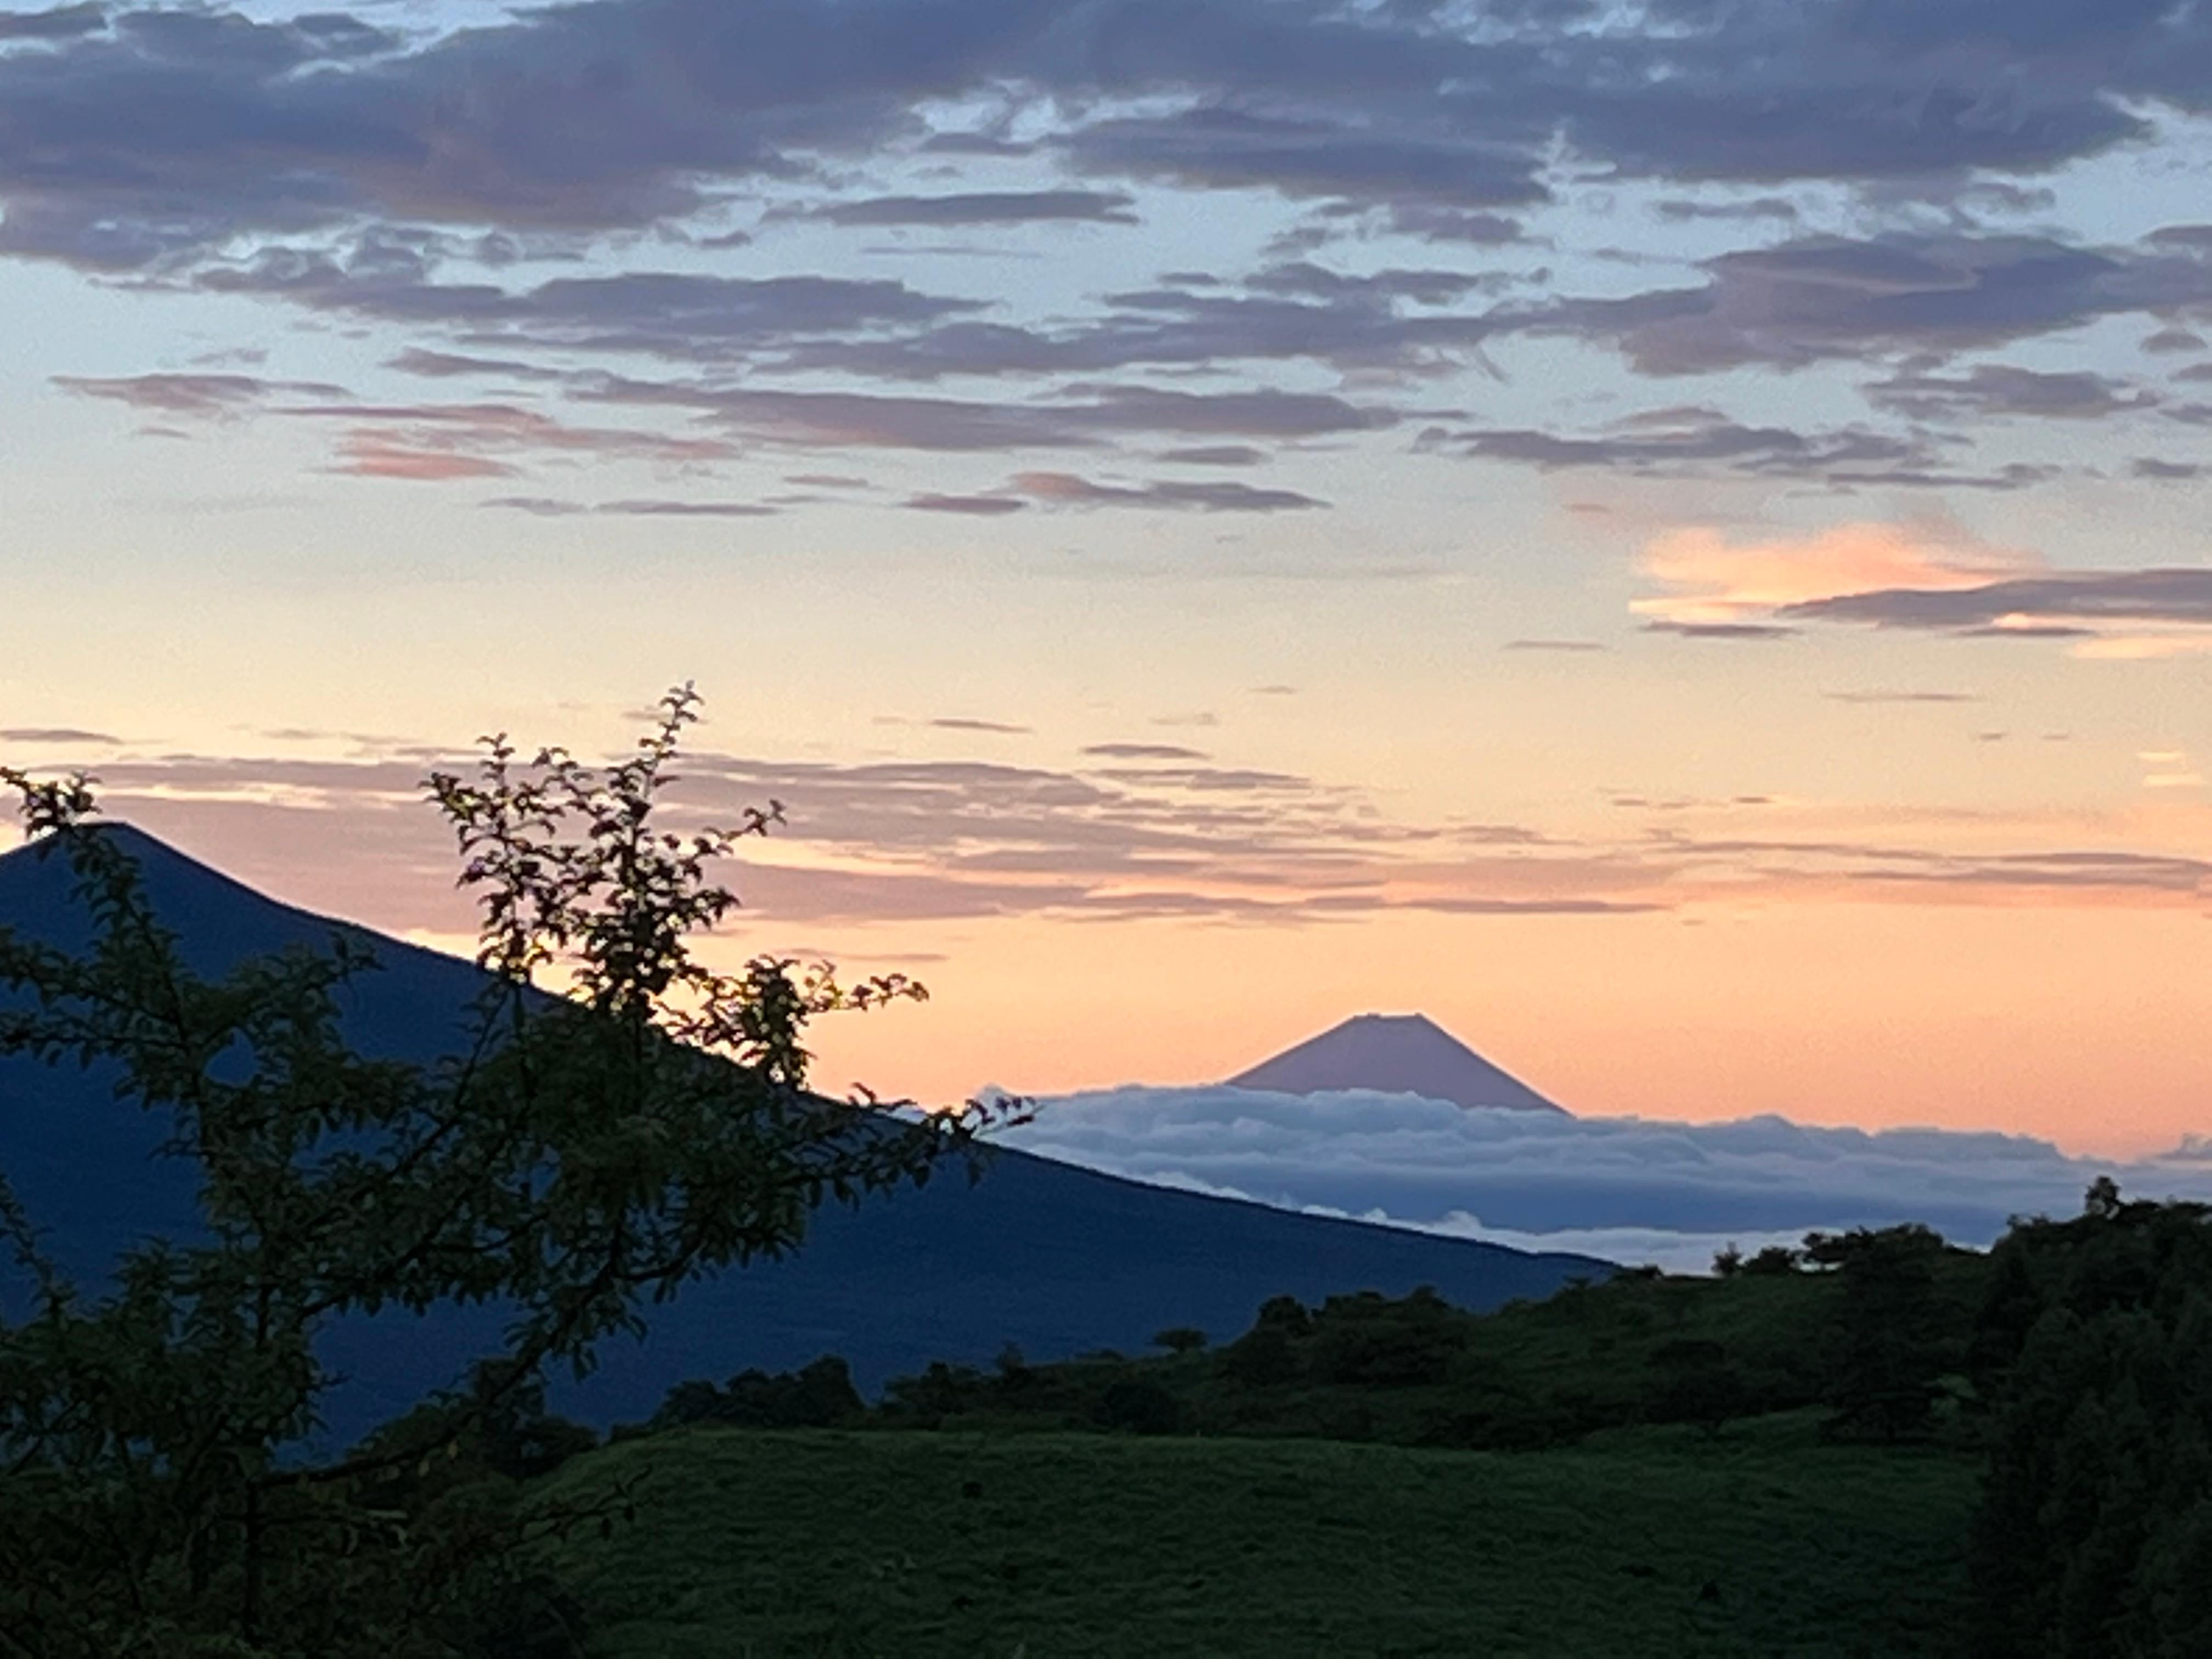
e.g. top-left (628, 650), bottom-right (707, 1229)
top-left (5, 0), bottom-right (2210, 1160)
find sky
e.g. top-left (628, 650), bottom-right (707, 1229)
top-left (1, 0), bottom-right (2209, 1155)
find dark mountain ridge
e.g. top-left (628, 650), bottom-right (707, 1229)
top-left (0, 825), bottom-right (1606, 1446)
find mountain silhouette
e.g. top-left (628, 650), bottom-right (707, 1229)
top-left (1229, 1012), bottom-right (1568, 1114)
top-left (0, 825), bottom-right (1604, 1444)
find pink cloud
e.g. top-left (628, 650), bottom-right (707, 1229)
top-left (333, 438), bottom-right (518, 481)
top-left (297, 402), bottom-right (738, 464)
top-left (1635, 521), bottom-right (2031, 627)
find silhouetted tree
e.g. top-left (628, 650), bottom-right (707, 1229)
top-left (1219, 1327), bottom-right (1299, 1387)
top-left (1094, 1376), bottom-right (1181, 1435)
top-left (992, 1341), bottom-right (1036, 1393)
top-left (0, 690), bottom-right (1009, 1657)
top-left (656, 1356), bottom-right (865, 1430)
top-left (655, 1379), bottom-right (729, 1428)
top-left (465, 1362), bottom-right (600, 1481)
top-left (1968, 1184), bottom-right (2212, 1656)
top-left (1151, 1325), bottom-right (1208, 1353)
top-left (1310, 1288), bottom-right (1463, 1387)
top-left (882, 1360), bottom-right (991, 1422)
top-left (781, 1356), bottom-right (867, 1425)
top-left (1220, 1297), bottom-right (1310, 1386)
top-left (1646, 1338), bottom-right (1751, 1437)
top-left (1810, 1224), bottom-right (1949, 1441)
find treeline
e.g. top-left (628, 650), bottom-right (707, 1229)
top-left (644, 1232), bottom-right (1977, 1451)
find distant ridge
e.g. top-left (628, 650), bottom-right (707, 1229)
top-left (1228, 1012), bottom-right (1569, 1115)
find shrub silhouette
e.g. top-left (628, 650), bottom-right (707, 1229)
top-left (1309, 1288), bottom-right (1463, 1387)
top-left (1095, 1376), bottom-right (1182, 1435)
top-left (1742, 1245), bottom-right (1802, 1276)
top-left (1809, 1224), bottom-right (1948, 1442)
top-left (1645, 1339), bottom-right (1751, 1436)
top-left (883, 1361), bottom-right (993, 1423)
top-left (654, 1356), bottom-right (864, 1430)
top-left (1219, 1324), bottom-right (1302, 1387)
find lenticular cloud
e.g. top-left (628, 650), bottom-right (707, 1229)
top-left (1000, 1087), bottom-right (2212, 1273)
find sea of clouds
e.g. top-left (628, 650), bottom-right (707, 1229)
top-left (994, 1087), bottom-right (2212, 1273)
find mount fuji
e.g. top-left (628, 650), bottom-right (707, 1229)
top-left (1229, 1012), bottom-right (1567, 1114)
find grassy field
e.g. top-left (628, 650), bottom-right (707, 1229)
top-left (539, 1412), bottom-right (1976, 1657)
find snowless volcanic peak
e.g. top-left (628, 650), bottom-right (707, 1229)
top-left (1227, 1013), bottom-right (1569, 1115)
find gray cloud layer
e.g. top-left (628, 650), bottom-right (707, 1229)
top-left (1785, 569), bottom-right (2212, 631)
top-left (1003, 1085), bottom-right (2212, 1269)
top-left (12, 0), bottom-right (2212, 512)
top-left (8, 0), bottom-right (2207, 267)
top-left (1520, 233), bottom-right (2212, 376)
top-left (810, 190), bottom-right (1138, 227)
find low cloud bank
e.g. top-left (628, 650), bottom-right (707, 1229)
top-left (998, 1087), bottom-right (2212, 1273)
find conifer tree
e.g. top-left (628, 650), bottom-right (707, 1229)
top-left (1968, 1185), bottom-right (2212, 1656)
